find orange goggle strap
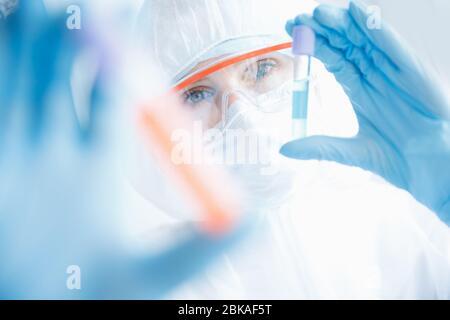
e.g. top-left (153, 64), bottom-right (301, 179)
top-left (174, 41), bottom-right (292, 92)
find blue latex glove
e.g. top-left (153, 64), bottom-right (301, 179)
top-left (281, 0), bottom-right (450, 225)
top-left (0, 1), bottom-right (246, 298)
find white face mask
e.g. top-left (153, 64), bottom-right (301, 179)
top-left (130, 96), bottom-right (297, 221)
top-left (205, 98), bottom-right (297, 211)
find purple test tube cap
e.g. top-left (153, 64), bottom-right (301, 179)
top-left (292, 25), bottom-right (316, 56)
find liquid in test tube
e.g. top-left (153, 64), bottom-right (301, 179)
top-left (291, 25), bottom-right (316, 139)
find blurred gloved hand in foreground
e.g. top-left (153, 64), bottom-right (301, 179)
top-left (0, 1), bottom-right (245, 298)
top-left (281, 0), bottom-right (450, 225)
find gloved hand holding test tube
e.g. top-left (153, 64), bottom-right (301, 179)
top-left (291, 25), bottom-right (316, 139)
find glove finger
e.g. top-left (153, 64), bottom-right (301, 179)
top-left (312, 4), bottom-right (398, 79)
top-left (290, 15), bottom-right (409, 118)
top-left (285, 18), bottom-right (298, 37)
top-left (339, 1), bottom-right (444, 119)
top-left (313, 5), bottom-right (366, 47)
top-left (289, 14), bottom-right (329, 38)
top-left (292, 15), bottom-right (384, 94)
top-left (280, 135), bottom-right (368, 169)
top-left (348, 0), bottom-right (418, 71)
top-left (290, 7), bottom-right (440, 121)
top-left (313, 36), bottom-right (373, 111)
top-left (286, 14), bottom-right (356, 85)
top-left (303, 35), bottom-right (401, 141)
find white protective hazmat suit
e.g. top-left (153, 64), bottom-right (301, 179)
top-left (129, 0), bottom-right (450, 299)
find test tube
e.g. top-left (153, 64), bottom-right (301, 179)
top-left (140, 93), bottom-right (243, 236)
top-left (291, 25), bottom-right (316, 139)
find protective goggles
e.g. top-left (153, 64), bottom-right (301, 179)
top-left (172, 39), bottom-right (294, 130)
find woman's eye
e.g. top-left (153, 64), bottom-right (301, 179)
top-left (183, 87), bottom-right (215, 105)
top-left (256, 60), bottom-right (277, 80)
top-left (243, 58), bottom-right (278, 84)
